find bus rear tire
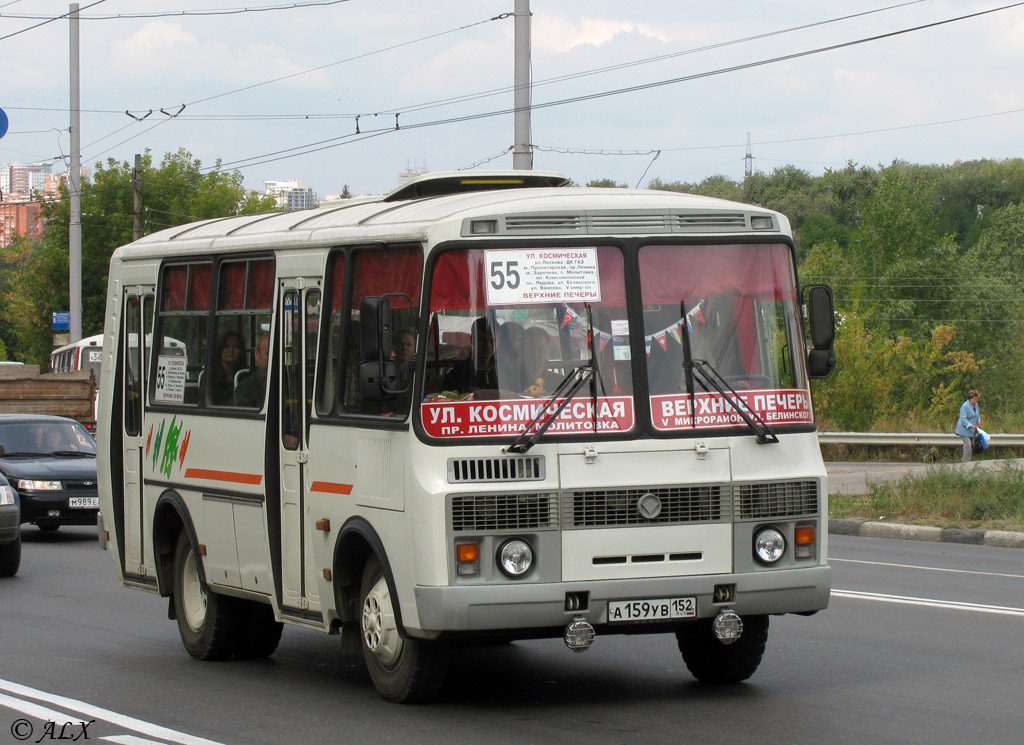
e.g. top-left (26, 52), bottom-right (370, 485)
top-left (676, 614), bottom-right (769, 684)
top-left (234, 600), bottom-right (284, 660)
top-left (359, 557), bottom-right (447, 703)
top-left (173, 532), bottom-right (239, 661)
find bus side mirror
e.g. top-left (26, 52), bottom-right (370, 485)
top-left (359, 296), bottom-right (392, 363)
top-left (804, 284), bottom-right (836, 379)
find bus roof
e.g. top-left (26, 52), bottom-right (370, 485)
top-left (116, 171), bottom-right (790, 260)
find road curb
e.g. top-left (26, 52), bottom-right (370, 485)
top-left (828, 518), bottom-right (1024, 549)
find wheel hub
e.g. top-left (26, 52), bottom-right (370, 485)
top-left (181, 548), bottom-right (208, 632)
top-left (362, 575), bottom-right (403, 667)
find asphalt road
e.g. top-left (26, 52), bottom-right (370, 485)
top-left (2, 527), bottom-right (1022, 745)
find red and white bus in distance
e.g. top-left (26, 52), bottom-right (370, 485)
top-left (97, 171), bottom-right (836, 703)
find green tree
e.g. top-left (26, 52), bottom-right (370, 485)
top-left (0, 149), bottom-right (277, 365)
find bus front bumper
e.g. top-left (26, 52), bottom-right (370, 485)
top-left (413, 565), bottom-right (831, 634)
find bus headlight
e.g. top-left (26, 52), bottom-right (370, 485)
top-left (17, 479), bottom-right (63, 491)
top-left (753, 527), bottom-right (786, 564)
top-left (497, 539), bottom-right (533, 578)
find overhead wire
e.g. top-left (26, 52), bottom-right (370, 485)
top-left (201, 2), bottom-right (1024, 173)
top-left (0, 0), bottom-right (108, 43)
top-left (0, 0), bottom-right (351, 20)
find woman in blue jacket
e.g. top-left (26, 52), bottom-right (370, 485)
top-left (955, 390), bottom-right (981, 462)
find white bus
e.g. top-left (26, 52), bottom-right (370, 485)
top-left (97, 171), bottom-right (836, 703)
top-left (50, 334), bottom-right (104, 431)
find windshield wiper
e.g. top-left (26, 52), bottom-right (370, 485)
top-left (504, 362), bottom-right (595, 454)
top-left (0, 451), bottom-right (48, 458)
top-left (51, 449), bottom-right (96, 457)
top-left (686, 359), bottom-right (779, 444)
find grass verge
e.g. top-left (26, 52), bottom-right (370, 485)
top-left (829, 462), bottom-right (1024, 533)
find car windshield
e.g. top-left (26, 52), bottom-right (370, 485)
top-left (0, 421), bottom-right (97, 457)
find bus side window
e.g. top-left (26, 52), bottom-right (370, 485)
top-left (342, 246), bottom-right (422, 417)
top-left (155, 262), bottom-right (211, 407)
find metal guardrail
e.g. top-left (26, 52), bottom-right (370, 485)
top-left (819, 432), bottom-right (1024, 447)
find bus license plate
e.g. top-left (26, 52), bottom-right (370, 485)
top-left (608, 597), bottom-right (696, 623)
top-left (68, 497), bottom-right (99, 509)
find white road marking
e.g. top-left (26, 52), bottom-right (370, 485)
top-left (0, 679), bottom-right (227, 745)
top-left (832, 589), bottom-right (1024, 617)
top-left (831, 557), bottom-right (1024, 580)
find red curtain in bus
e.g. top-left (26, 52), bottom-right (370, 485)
top-left (351, 247), bottom-right (422, 309)
top-left (187, 264), bottom-right (212, 310)
top-left (638, 244), bottom-right (796, 303)
top-left (248, 259), bottom-right (275, 309)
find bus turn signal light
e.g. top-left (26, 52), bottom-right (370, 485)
top-left (795, 527), bottom-right (815, 545)
top-left (456, 543), bottom-right (480, 576)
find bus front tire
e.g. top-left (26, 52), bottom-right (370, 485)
top-left (173, 532), bottom-right (238, 661)
top-left (359, 557), bottom-right (447, 703)
top-left (676, 614), bottom-right (768, 684)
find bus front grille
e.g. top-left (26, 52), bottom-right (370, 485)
top-left (447, 455), bottom-right (545, 483)
top-left (450, 493), bottom-right (558, 532)
top-left (563, 485), bottom-right (725, 529)
top-left (735, 480), bottom-right (819, 519)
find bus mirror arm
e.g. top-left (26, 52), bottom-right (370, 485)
top-left (504, 364), bottom-right (595, 454)
top-left (687, 359), bottom-right (779, 445)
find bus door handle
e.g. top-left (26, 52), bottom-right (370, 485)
top-left (296, 450), bottom-right (308, 464)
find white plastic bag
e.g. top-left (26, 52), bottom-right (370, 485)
top-left (977, 427), bottom-right (990, 450)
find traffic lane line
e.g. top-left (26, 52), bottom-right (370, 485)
top-left (0, 679), bottom-right (227, 745)
top-left (831, 557), bottom-right (1024, 581)
top-left (832, 589), bottom-right (1024, 617)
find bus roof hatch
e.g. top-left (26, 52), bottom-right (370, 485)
top-left (383, 170), bottom-right (570, 202)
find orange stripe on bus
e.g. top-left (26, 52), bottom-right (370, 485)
top-left (310, 481), bottom-right (353, 495)
top-left (184, 468), bottom-right (263, 485)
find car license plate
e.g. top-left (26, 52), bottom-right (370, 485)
top-left (68, 497), bottom-right (99, 509)
top-left (607, 597), bottom-right (696, 623)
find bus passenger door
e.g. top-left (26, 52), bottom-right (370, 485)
top-left (121, 290), bottom-right (153, 578)
top-left (278, 281), bottom-right (321, 612)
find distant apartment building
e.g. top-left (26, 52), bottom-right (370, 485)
top-left (264, 179), bottom-right (317, 211)
top-left (397, 159), bottom-right (428, 187)
top-left (0, 200), bottom-right (43, 248)
top-left (1, 161), bottom-right (52, 198)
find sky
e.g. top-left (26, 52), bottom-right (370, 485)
top-left (2, 0), bottom-right (1024, 198)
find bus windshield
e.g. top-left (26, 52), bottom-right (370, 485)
top-left (640, 243), bottom-right (811, 432)
top-left (422, 246), bottom-right (635, 440)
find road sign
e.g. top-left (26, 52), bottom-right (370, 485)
top-left (0, 108), bottom-right (8, 140)
top-left (52, 311), bottom-right (71, 330)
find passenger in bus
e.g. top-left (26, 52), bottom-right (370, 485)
top-left (521, 326), bottom-right (559, 396)
top-left (212, 330), bottom-right (245, 405)
top-left (442, 317), bottom-right (497, 396)
top-left (234, 333), bottom-right (270, 408)
top-left (392, 329), bottom-right (416, 389)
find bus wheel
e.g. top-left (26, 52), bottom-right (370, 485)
top-left (234, 600), bottom-right (283, 660)
top-left (676, 614), bottom-right (769, 684)
top-left (173, 532), bottom-right (238, 661)
top-left (0, 532), bottom-right (21, 577)
top-left (359, 557), bottom-right (447, 703)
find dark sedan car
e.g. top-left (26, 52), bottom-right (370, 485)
top-left (0, 415), bottom-right (98, 531)
top-left (0, 472), bottom-right (19, 576)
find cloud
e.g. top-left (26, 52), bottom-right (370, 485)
top-left (533, 16), bottom-right (672, 53)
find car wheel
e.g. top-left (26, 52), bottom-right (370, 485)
top-left (233, 599), bottom-right (284, 660)
top-left (676, 614), bottom-right (769, 684)
top-left (0, 534), bottom-right (20, 577)
top-left (359, 556), bottom-right (447, 703)
top-left (172, 532), bottom-right (239, 660)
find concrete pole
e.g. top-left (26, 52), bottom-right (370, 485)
top-left (512, 0), bottom-right (532, 170)
top-left (133, 153), bottom-right (142, 242)
top-left (69, 3), bottom-right (82, 342)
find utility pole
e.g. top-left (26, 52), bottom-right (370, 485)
top-left (744, 132), bottom-right (753, 180)
top-left (68, 2), bottom-right (82, 343)
top-left (512, 0), bottom-right (532, 170)
top-left (133, 153), bottom-right (143, 241)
